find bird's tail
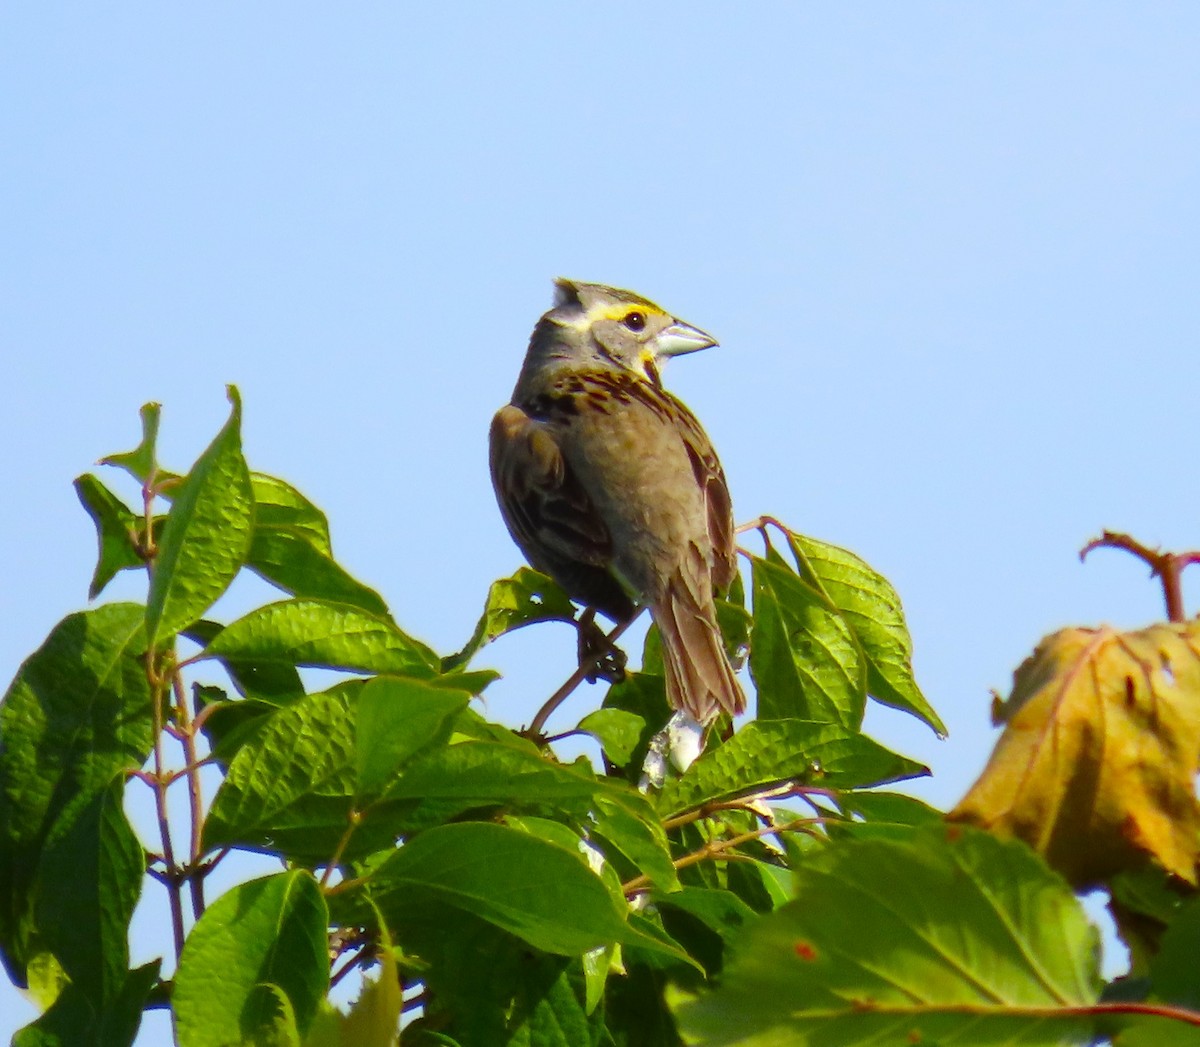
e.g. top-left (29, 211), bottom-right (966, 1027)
top-left (654, 579), bottom-right (746, 723)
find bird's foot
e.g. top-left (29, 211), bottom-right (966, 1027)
top-left (577, 609), bottom-right (628, 684)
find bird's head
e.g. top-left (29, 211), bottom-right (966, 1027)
top-left (523, 279), bottom-right (718, 390)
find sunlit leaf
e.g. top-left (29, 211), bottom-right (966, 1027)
top-left (248, 526), bottom-right (390, 618)
top-left (99, 402), bottom-right (165, 484)
top-left (445, 568), bottom-right (578, 670)
top-left (145, 386), bottom-right (254, 647)
top-left (657, 719), bottom-right (928, 818)
top-left (201, 598), bottom-right (439, 678)
top-left (671, 826), bottom-right (1100, 1045)
top-left (749, 557), bottom-right (866, 727)
top-left (357, 822), bottom-right (686, 962)
top-left (251, 472), bottom-right (332, 555)
top-left (577, 708), bottom-right (646, 766)
top-left (355, 676), bottom-right (470, 800)
top-left (787, 531), bottom-right (944, 735)
top-left (174, 871), bottom-right (328, 1047)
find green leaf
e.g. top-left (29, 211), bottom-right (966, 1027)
top-left (241, 984), bottom-right (302, 1047)
top-left (0, 604), bottom-right (152, 984)
top-left (356, 676), bottom-right (471, 800)
top-left (145, 386), bottom-right (254, 647)
top-left (204, 684), bottom-right (361, 859)
top-left (248, 526), bottom-right (390, 618)
top-left (174, 871), bottom-right (329, 1047)
top-left (444, 568), bottom-right (578, 670)
top-left (360, 822), bottom-right (681, 960)
top-left (1149, 896), bottom-right (1200, 1009)
top-left (375, 740), bottom-right (611, 831)
top-left (73, 475), bottom-right (153, 599)
top-left (839, 789), bottom-right (943, 826)
top-left (591, 793), bottom-right (679, 893)
top-left (576, 708), bottom-right (646, 766)
top-left (749, 557), bottom-right (866, 727)
top-left (99, 402), bottom-right (164, 484)
top-left (657, 720), bottom-right (928, 817)
top-left (34, 781), bottom-right (143, 1007)
top-left (250, 472), bottom-right (332, 555)
top-left (185, 619), bottom-right (305, 702)
top-left (670, 825), bottom-right (1100, 1046)
top-left (787, 532), bottom-right (945, 735)
top-left (201, 598), bottom-right (439, 678)
top-left (655, 887), bottom-right (756, 947)
top-left (11, 960), bottom-right (159, 1047)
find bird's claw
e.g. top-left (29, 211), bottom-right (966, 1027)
top-left (577, 610), bottom-right (628, 684)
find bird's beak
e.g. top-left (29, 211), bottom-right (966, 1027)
top-left (655, 320), bottom-right (718, 358)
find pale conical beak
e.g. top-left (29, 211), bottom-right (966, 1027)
top-left (655, 319), bottom-right (718, 358)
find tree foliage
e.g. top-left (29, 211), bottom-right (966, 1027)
top-left (1, 390), bottom-right (1198, 1046)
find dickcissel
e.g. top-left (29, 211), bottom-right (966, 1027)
top-left (490, 279), bottom-right (745, 723)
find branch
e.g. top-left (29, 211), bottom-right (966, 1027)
top-left (623, 816), bottom-right (822, 896)
top-left (146, 656), bottom-right (186, 959)
top-left (525, 612), bottom-right (641, 739)
top-left (171, 673), bottom-right (208, 920)
top-left (1080, 530), bottom-right (1200, 622)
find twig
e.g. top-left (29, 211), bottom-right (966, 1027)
top-left (1080, 530), bottom-right (1200, 623)
top-left (320, 811), bottom-right (362, 890)
top-left (330, 945), bottom-right (369, 988)
top-left (147, 658), bottom-right (186, 959)
top-left (525, 612), bottom-right (642, 739)
top-left (171, 675), bottom-right (208, 920)
top-left (622, 816), bottom-right (822, 896)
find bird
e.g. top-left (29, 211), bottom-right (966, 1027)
top-left (490, 279), bottom-right (746, 723)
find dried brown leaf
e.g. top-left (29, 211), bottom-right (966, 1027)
top-left (949, 622), bottom-right (1200, 888)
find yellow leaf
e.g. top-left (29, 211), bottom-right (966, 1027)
top-left (949, 622), bottom-right (1200, 888)
top-left (302, 950), bottom-right (402, 1047)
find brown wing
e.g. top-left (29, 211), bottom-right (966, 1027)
top-left (489, 404), bottom-right (635, 621)
top-left (667, 396), bottom-right (738, 593)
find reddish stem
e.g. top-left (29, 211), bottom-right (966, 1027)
top-left (1080, 531), bottom-right (1200, 623)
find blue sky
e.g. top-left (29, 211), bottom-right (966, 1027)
top-left (3, 5), bottom-right (1199, 1040)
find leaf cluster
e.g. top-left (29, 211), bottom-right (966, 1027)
top-left (1, 392), bottom-right (1198, 1046)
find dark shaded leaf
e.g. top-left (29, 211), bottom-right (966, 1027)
top-left (34, 782), bottom-right (143, 1007)
top-left (73, 475), bottom-right (155, 599)
top-left (0, 604), bottom-right (152, 984)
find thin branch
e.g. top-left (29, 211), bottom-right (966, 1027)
top-left (320, 811), bottom-right (362, 890)
top-left (525, 612), bottom-right (642, 739)
top-left (171, 674), bottom-right (207, 921)
top-left (330, 945), bottom-right (369, 989)
top-left (661, 779), bottom-right (839, 825)
top-left (623, 816), bottom-right (821, 896)
top-left (147, 660), bottom-right (186, 959)
top-left (1080, 530), bottom-right (1200, 622)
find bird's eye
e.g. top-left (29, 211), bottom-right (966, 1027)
top-left (623, 311), bottom-right (646, 331)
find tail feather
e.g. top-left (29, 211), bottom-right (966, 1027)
top-left (654, 582), bottom-right (745, 723)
